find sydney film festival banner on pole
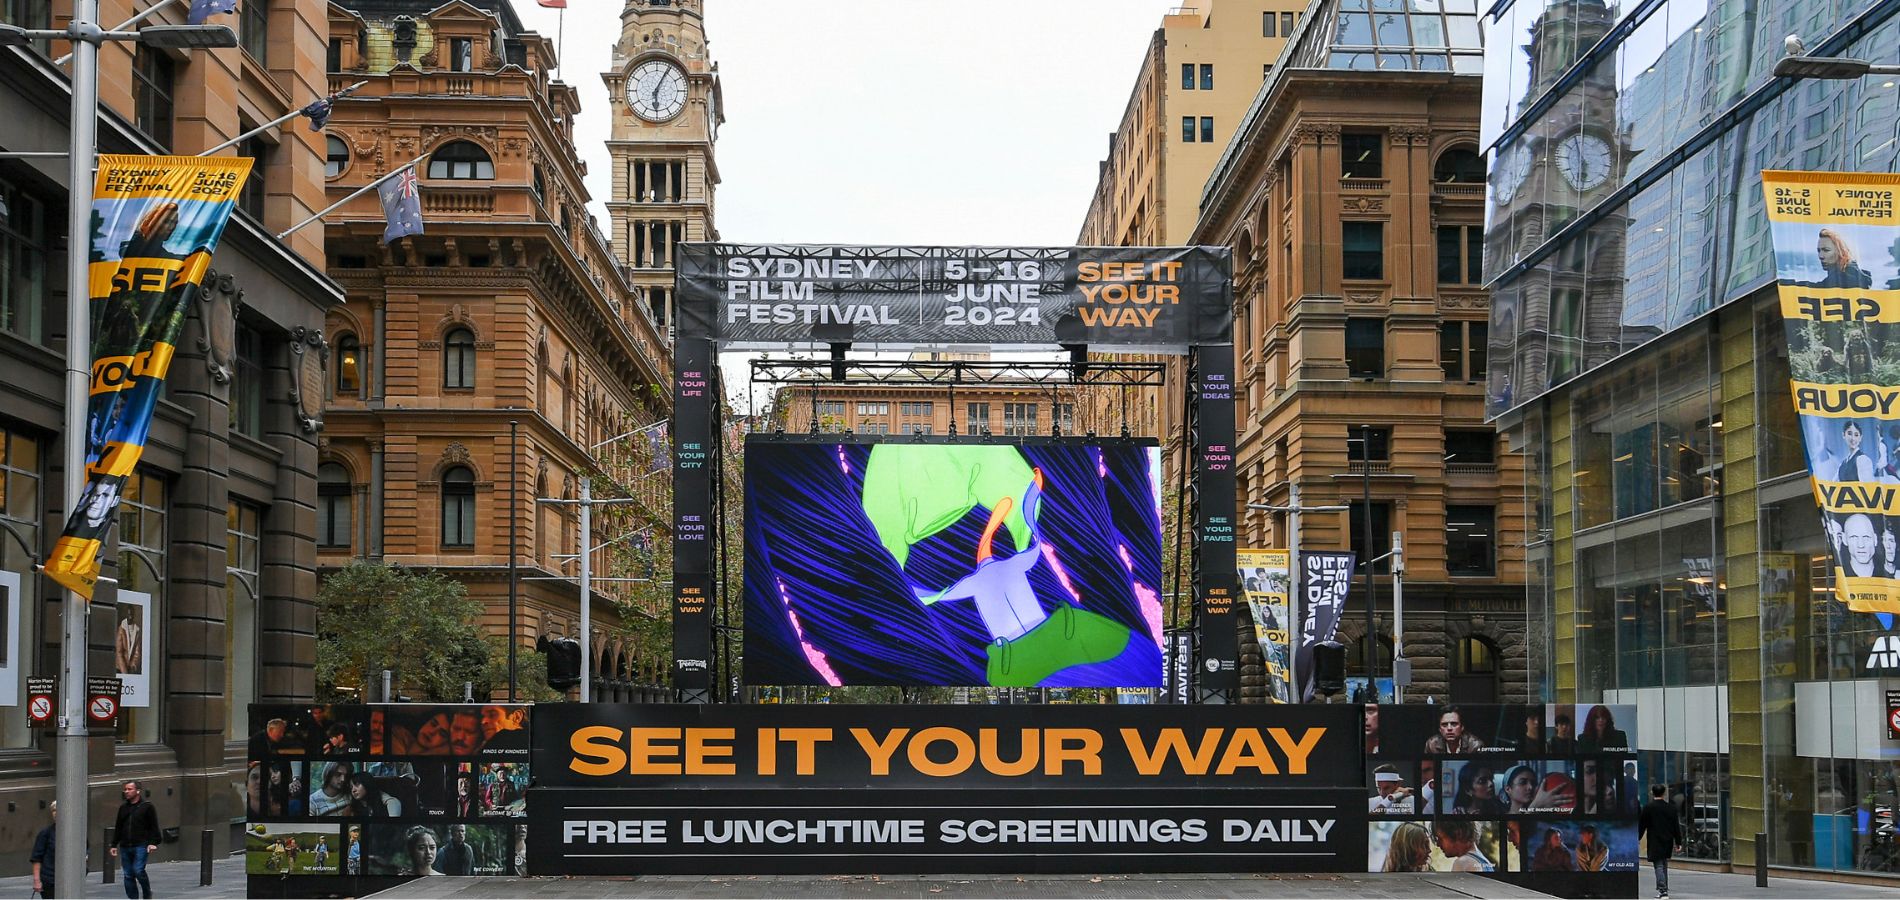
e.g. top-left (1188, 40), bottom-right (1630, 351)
top-left (45, 156), bottom-right (252, 597)
top-left (1238, 549), bottom-right (1294, 703)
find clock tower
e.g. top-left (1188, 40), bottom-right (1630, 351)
top-left (605, 0), bottom-right (722, 337)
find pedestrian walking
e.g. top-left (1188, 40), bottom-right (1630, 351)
top-left (1637, 783), bottom-right (1684, 899)
top-left (29, 801), bottom-right (56, 898)
top-left (111, 779), bottom-right (161, 898)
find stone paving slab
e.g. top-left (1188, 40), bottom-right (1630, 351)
top-left (367, 871), bottom-right (1556, 899)
top-left (0, 852), bottom-right (247, 898)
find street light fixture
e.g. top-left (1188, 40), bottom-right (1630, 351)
top-left (1771, 55), bottom-right (1894, 80)
top-left (134, 24), bottom-right (238, 50)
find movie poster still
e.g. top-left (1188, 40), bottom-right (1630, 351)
top-left (1436, 760), bottom-right (1578, 815)
top-left (247, 762), bottom-right (305, 819)
top-left (306, 760), bottom-right (420, 817)
top-left (1368, 703), bottom-right (1554, 757)
top-left (361, 823), bottom-right (512, 877)
top-left (1367, 819), bottom-right (1504, 874)
top-left (744, 440), bottom-right (1165, 688)
top-left (1367, 762), bottom-right (1420, 815)
top-left (370, 705), bottom-right (531, 756)
top-left (248, 705), bottom-right (370, 758)
top-left (477, 762), bottom-right (528, 817)
top-left (1509, 820), bottom-right (1639, 873)
top-left (245, 823), bottom-right (342, 876)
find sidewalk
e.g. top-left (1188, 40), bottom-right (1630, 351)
top-left (0, 852), bottom-right (245, 898)
top-left (368, 872), bottom-right (1557, 899)
top-left (1645, 865), bottom-right (1898, 899)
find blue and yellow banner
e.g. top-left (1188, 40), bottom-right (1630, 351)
top-left (45, 155), bottom-right (251, 598)
top-left (1764, 170), bottom-right (1900, 618)
top-left (1238, 549), bottom-right (1293, 703)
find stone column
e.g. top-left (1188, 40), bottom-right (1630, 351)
top-left (258, 331), bottom-right (319, 704)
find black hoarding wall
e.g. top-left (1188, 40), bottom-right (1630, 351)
top-left (528, 703), bottom-right (1363, 875)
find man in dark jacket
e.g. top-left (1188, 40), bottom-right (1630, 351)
top-left (30, 801), bottom-right (56, 898)
top-left (111, 780), bottom-right (160, 898)
top-left (1637, 784), bottom-right (1683, 899)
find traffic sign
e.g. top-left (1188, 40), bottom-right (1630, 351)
top-left (85, 675), bottom-right (121, 725)
top-left (25, 677), bottom-right (55, 728)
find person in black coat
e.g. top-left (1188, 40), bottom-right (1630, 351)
top-left (1638, 784), bottom-right (1683, 898)
top-left (112, 780), bottom-right (161, 899)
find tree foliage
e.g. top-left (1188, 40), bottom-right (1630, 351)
top-left (316, 561), bottom-right (508, 703)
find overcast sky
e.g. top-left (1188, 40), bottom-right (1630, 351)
top-left (509, 1), bottom-right (1181, 412)
top-left (511, 0), bottom-right (1179, 244)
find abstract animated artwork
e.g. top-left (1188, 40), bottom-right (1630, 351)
top-left (744, 439), bottom-right (1165, 687)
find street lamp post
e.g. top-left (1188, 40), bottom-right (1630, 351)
top-left (1360, 424), bottom-right (1377, 695)
top-left (1, 9), bottom-right (236, 897)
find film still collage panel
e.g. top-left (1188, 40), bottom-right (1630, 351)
top-left (1364, 703), bottom-right (1640, 876)
top-left (244, 704), bottom-right (532, 878)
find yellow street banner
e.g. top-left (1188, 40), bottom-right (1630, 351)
top-left (1238, 549), bottom-right (1292, 703)
top-left (1764, 170), bottom-right (1900, 620)
top-left (44, 156), bottom-right (251, 598)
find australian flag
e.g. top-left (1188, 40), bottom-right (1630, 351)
top-left (300, 97), bottom-right (333, 131)
top-left (187, 0), bottom-right (237, 25)
top-left (378, 167), bottom-right (423, 243)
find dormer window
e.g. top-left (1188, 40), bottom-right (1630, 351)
top-left (450, 37), bottom-right (473, 72)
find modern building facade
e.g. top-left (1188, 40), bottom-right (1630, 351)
top-left (319, 0), bottom-right (675, 699)
top-left (1194, 0), bottom-right (1520, 704)
top-left (604, 0), bottom-right (720, 339)
top-left (1080, 0), bottom-right (1308, 465)
top-left (0, 0), bottom-right (341, 863)
top-left (1484, 0), bottom-right (1900, 879)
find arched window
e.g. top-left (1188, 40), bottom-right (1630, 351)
top-left (317, 463), bottom-right (352, 548)
top-left (441, 466), bottom-right (475, 548)
top-left (443, 328), bottom-right (475, 389)
top-left (428, 140), bottom-right (493, 180)
top-left (1457, 636), bottom-right (1498, 674)
top-left (1452, 635), bottom-right (1501, 703)
top-left (325, 135), bottom-right (349, 178)
top-left (334, 333), bottom-right (361, 395)
top-left (1434, 146), bottom-right (1485, 184)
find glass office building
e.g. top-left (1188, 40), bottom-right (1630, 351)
top-left (1482, 0), bottom-right (1900, 877)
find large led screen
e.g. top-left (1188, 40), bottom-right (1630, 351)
top-left (745, 439), bottom-right (1165, 687)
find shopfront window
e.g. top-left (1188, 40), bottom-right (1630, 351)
top-left (225, 501), bottom-right (260, 741)
top-left (115, 471), bottom-right (167, 745)
top-left (0, 426), bottom-right (39, 748)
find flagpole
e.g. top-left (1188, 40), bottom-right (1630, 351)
top-left (276, 152), bottom-right (427, 241)
top-left (199, 81), bottom-right (367, 157)
top-left (556, 8), bottom-right (564, 79)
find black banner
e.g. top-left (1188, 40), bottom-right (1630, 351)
top-left (532, 703), bottom-right (1361, 789)
top-left (528, 787), bottom-right (1362, 875)
top-left (676, 244), bottom-right (1233, 350)
top-left (1297, 552), bottom-right (1355, 703)
top-left (672, 338), bottom-right (715, 695)
top-left (1194, 344), bottom-right (1239, 696)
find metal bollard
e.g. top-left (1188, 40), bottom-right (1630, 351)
top-left (103, 826), bottom-right (115, 884)
top-left (201, 828), bottom-right (215, 885)
top-left (1755, 831), bottom-right (1768, 888)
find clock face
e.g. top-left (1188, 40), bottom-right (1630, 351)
top-left (1555, 133), bottom-right (1614, 191)
top-left (627, 59), bottom-right (688, 122)
top-left (1494, 143), bottom-right (1534, 205)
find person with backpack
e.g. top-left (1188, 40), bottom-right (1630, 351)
top-left (1638, 783), bottom-right (1684, 898)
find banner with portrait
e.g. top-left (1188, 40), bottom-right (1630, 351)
top-left (115, 590), bottom-right (151, 707)
top-left (1239, 549), bottom-right (1294, 704)
top-left (1762, 171), bottom-right (1900, 630)
top-left (44, 156), bottom-right (252, 598)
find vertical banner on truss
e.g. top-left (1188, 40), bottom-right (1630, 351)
top-left (1194, 343), bottom-right (1239, 696)
top-left (672, 338), bottom-right (715, 697)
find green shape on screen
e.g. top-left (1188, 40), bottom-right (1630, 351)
top-left (862, 444), bottom-right (1036, 569)
top-left (984, 604), bottom-right (1134, 687)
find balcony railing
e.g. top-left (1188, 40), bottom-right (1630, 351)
top-left (1347, 460), bottom-right (1392, 475)
top-left (422, 188), bottom-right (494, 214)
top-left (1447, 461), bottom-right (1497, 476)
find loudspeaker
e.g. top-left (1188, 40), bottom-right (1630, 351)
top-left (1313, 640), bottom-right (1346, 696)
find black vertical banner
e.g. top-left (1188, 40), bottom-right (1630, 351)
top-left (1195, 343), bottom-right (1238, 696)
top-left (672, 338), bottom-right (715, 697)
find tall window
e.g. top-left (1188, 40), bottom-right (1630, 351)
top-left (1345, 317), bottom-right (1385, 378)
top-left (0, 177), bottom-right (47, 343)
top-left (449, 37), bottom-right (473, 72)
top-left (1181, 63), bottom-right (1195, 90)
top-left (241, 0), bottom-right (268, 63)
top-left (1434, 147), bottom-right (1484, 183)
top-left (231, 323), bottom-right (264, 438)
top-left (428, 141), bottom-right (493, 180)
top-left (443, 328), bottom-right (475, 389)
top-left (1200, 116), bottom-right (1214, 143)
top-left (1182, 116), bottom-right (1196, 143)
top-left (334, 333), bottom-right (361, 395)
top-left (1444, 430), bottom-right (1496, 465)
top-left (1436, 225), bottom-right (1482, 284)
top-left (133, 47), bottom-right (175, 150)
top-left (1439, 320), bottom-right (1487, 382)
top-left (1445, 505), bottom-right (1496, 575)
top-left (1341, 132), bottom-right (1382, 178)
top-left (115, 471), bottom-right (167, 745)
top-left (1054, 403), bottom-right (1075, 434)
top-left (1003, 403), bottom-right (1037, 436)
top-left (317, 463), bottom-right (352, 549)
top-left (0, 427), bottom-right (40, 747)
top-left (225, 501), bottom-right (261, 740)
top-left (326, 37), bottom-right (343, 71)
top-left (1342, 222), bottom-right (1384, 279)
top-left (1264, 10), bottom-right (1277, 36)
top-left (237, 138), bottom-right (269, 219)
top-left (325, 136), bottom-right (349, 178)
top-left (966, 402), bottom-right (991, 435)
top-left (441, 466), bottom-right (475, 548)
top-left (1281, 11), bottom-right (1297, 34)
top-left (1348, 500), bottom-right (1392, 572)
top-left (1200, 64), bottom-right (1213, 90)
top-left (1347, 427), bottom-right (1391, 462)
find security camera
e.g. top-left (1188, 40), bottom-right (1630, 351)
top-left (1785, 33), bottom-right (1806, 57)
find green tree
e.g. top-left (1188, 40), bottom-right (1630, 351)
top-left (316, 561), bottom-right (505, 702)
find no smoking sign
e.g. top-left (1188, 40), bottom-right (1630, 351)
top-left (86, 676), bottom-right (121, 725)
top-left (25, 677), bottom-right (55, 728)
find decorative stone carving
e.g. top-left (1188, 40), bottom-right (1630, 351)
top-left (196, 268), bottom-right (239, 384)
top-left (1389, 125), bottom-right (1432, 145)
top-left (1342, 196), bottom-right (1385, 213)
top-left (1346, 292), bottom-right (1382, 304)
top-left (288, 326), bottom-right (329, 433)
top-left (442, 442), bottom-right (471, 467)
